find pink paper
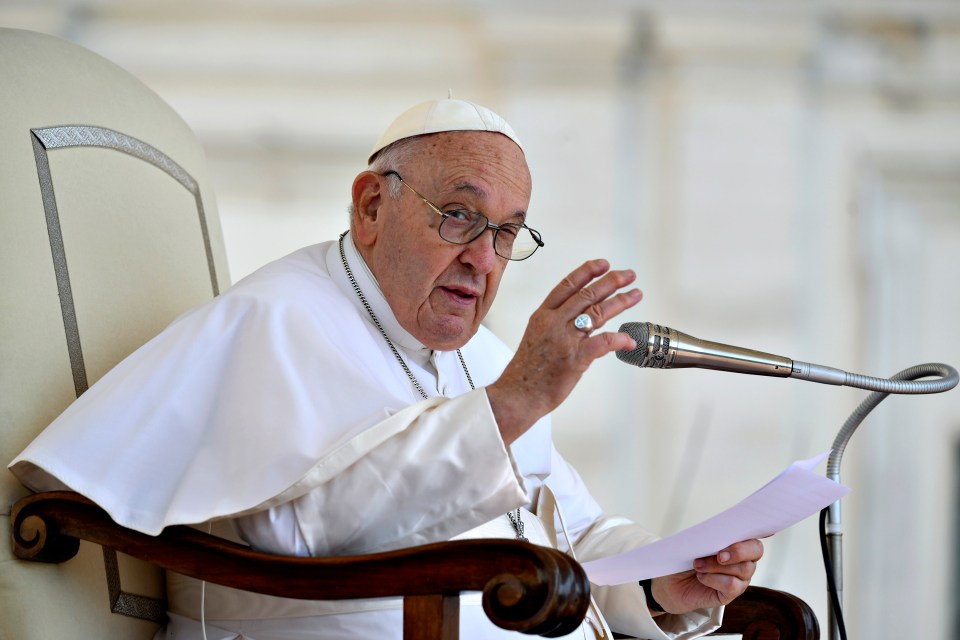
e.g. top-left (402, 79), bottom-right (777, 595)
top-left (581, 451), bottom-right (850, 585)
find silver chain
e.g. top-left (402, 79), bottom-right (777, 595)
top-left (338, 231), bottom-right (473, 398)
top-left (506, 508), bottom-right (528, 542)
top-left (338, 231), bottom-right (523, 542)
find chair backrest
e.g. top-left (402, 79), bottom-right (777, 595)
top-left (0, 28), bottom-right (230, 639)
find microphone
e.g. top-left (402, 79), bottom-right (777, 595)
top-left (616, 321), bottom-right (848, 385)
top-left (617, 321), bottom-right (958, 393)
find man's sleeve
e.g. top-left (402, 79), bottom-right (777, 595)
top-left (543, 449), bottom-right (723, 640)
top-left (235, 388), bottom-right (529, 557)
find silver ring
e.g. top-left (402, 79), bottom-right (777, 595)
top-left (573, 313), bottom-right (594, 333)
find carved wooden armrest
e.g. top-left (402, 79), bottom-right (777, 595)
top-left (712, 585), bottom-right (820, 640)
top-left (12, 491), bottom-right (590, 638)
top-left (609, 585), bottom-right (819, 640)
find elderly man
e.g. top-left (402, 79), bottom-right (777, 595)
top-left (11, 98), bottom-right (762, 639)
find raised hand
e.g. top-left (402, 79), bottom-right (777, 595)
top-left (487, 259), bottom-right (642, 444)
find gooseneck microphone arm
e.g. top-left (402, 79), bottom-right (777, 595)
top-left (617, 321), bottom-right (959, 640)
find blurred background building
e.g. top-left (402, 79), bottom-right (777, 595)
top-left (3, 1), bottom-right (958, 638)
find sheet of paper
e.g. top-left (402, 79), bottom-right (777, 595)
top-left (581, 451), bottom-right (850, 585)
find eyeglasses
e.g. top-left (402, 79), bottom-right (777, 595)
top-left (382, 170), bottom-right (544, 261)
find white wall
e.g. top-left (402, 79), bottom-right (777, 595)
top-left (4, 2), bottom-right (959, 637)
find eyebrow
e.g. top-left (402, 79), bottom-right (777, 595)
top-left (451, 181), bottom-right (528, 222)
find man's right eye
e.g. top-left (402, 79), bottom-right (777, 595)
top-left (444, 209), bottom-right (474, 223)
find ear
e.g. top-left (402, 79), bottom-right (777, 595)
top-left (351, 171), bottom-right (383, 247)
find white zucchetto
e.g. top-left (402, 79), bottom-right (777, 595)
top-left (368, 97), bottom-right (523, 164)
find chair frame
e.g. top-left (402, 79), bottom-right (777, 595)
top-left (12, 491), bottom-right (590, 639)
top-left (711, 584), bottom-right (819, 640)
top-left (11, 490), bottom-right (818, 640)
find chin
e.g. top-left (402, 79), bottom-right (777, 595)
top-left (423, 322), bottom-right (478, 352)
top-left (425, 335), bottom-right (472, 352)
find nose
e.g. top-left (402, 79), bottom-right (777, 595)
top-left (459, 227), bottom-right (500, 273)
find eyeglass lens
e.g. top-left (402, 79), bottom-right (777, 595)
top-left (439, 214), bottom-right (540, 260)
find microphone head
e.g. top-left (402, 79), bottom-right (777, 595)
top-left (616, 322), bottom-right (652, 367)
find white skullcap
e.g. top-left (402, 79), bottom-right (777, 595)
top-left (368, 97), bottom-right (523, 164)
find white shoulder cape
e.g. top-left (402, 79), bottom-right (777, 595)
top-left (9, 238), bottom-right (552, 535)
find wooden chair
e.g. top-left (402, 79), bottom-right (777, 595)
top-left (11, 491), bottom-right (590, 639)
top-left (1, 27), bottom-right (818, 640)
top-left (12, 491), bottom-right (818, 639)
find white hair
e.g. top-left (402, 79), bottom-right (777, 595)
top-left (347, 136), bottom-right (427, 220)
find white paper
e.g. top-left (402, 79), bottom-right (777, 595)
top-left (581, 451), bottom-right (850, 585)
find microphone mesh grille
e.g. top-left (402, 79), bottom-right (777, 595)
top-left (615, 322), bottom-right (650, 367)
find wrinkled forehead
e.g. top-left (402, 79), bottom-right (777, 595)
top-left (408, 131), bottom-right (532, 201)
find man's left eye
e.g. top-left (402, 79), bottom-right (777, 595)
top-left (497, 224), bottom-right (520, 237)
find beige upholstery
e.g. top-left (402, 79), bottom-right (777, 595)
top-left (1, 28), bottom-right (230, 638)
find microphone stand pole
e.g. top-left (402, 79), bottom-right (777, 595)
top-left (823, 362), bottom-right (958, 640)
top-left (824, 471), bottom-right (843, 640)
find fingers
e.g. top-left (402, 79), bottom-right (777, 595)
top-left (718, 539), bottom-right (764, 565)
top-left (693, 539), bottom-right (763, 574)
top-left (577, 324), bottom-right (638, 361)
top-left (693, 572), bottom-right (749, 604)
top-left (691, 539), bottom-right (763, 600)
top-left (697, 560), bottom-right (756, 585)
top-left (545, 259), bottom-right (643, 335)
top-left (541, 258), bottom-right (613, 309)
top-left (580, 285), bottom-right (644, 336)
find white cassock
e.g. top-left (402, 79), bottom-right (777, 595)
top-left (10, 232), bottom-right (723, 640)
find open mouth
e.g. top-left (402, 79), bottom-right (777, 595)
top-left (441, 286), bottom-right (478, 302)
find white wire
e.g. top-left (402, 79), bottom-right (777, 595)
top-left (201, 521), bottom-right (212, 640)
